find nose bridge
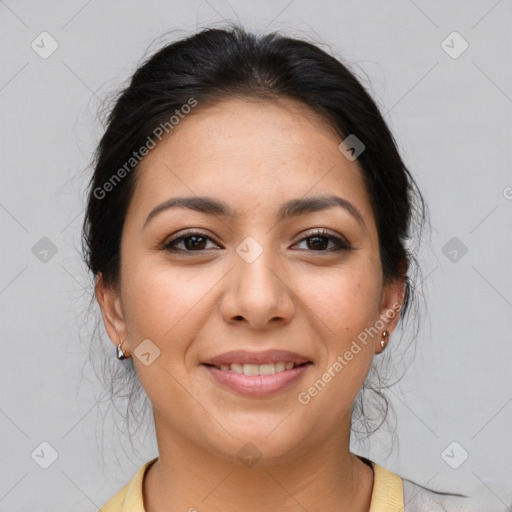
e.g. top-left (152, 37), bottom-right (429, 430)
top-left (238, 237), bottom-right (278, 288)
top-left (221, 234), bottom-right (294, 327)
top-left (236, 234), bottom-right (283, 298)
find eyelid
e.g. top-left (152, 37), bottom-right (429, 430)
top-left (161, 229), bottom-right (222, 250)
top-left (292, 229), bottom-right (352, 252)
top-left (295, 228), bottom-right (350, 245)
top-left (161, 228), bottom-right (352, 253)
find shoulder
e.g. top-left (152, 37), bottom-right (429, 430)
top-left (402, 477), bottom-right (508, 512)
top-left (100, 457), bottom-right (158, 512)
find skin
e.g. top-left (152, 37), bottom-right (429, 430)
top-left (96, 96), bottom-right (405, 512)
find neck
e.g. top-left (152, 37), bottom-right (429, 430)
top-left (143, 412), bottom-right (374, 512)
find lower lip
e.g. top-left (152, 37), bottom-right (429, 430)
top-left (202, 363), bottom-right (312, 397)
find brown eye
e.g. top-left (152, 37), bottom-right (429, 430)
top-left (306, 235), bottom-right (330, 250)
top-left (162, 231), bottom-right (219, 252)
top-left (293, 229), bottom-right (352, 252)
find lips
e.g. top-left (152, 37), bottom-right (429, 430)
top-left (201, 349), bottom-right (313, 367)
top-left (202, 360), bottom-right (312, 397)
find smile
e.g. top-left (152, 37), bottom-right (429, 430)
top-left (207, 361), bottom-right (303, 374)
top-left (201, 361), bottom-right (313, 397)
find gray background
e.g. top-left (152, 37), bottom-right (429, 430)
top-left (1, 1), bottom-right (511, 510)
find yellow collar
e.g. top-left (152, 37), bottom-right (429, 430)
top-left (100, 456), bottom-right (404, 511)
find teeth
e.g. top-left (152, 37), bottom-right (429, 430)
top-left (231, 363), bottom-right (243, 374)
top-left (243, 364), bottom-right (260, 376)
top-left (275, 362), bottom-right (286, 372)
top-left (215, 361), bottom-right (301, 374)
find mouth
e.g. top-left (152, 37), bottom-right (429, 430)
top-left (202, 361), bottom-right (312, 375)
top-left (200, 350), bottom-right (313, 397)
top-left (201, 348), bottom-right (313, 368)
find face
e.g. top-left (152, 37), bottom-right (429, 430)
top-left (97, 96), bottom-right (404, 462)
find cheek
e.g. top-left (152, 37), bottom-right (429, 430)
top-left (299, 260), bottom-right (382, 336)
top-left (119, 263), bottom-right (210, 401)
top-left (297, 261), bottom-right (381, 399)
top-left (120, 259), bottom-right (217, 352)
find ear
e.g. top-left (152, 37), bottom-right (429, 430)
top-left (378, 275), bottom-right (406, 337)
top-left (95, 273), bottom-right (128, 349)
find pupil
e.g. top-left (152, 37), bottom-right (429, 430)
top-left (308, 236), bottom-right (327, 250)
top-left (185, 236), bottom-right (206, 250)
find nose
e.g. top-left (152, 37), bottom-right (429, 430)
top-left (220, 245), bottom-right (295, 330)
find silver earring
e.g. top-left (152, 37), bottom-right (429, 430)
top-left (116, 342), bottom-right (130, 360)
top-left (380, 330), bottom-right (389, 350)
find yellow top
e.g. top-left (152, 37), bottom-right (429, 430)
top-left (100, 456), bottom-right (404, 511)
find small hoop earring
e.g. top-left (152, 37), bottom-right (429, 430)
top-left (380, 330), bottom-right (389, 350)
top-left (116, 341), bottom-right (130, 360)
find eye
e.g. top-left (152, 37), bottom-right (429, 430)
top-left (161, 229), bottom-right (352, 254)
top-left (162, 230), bottom-right (221, 253)
top-left (293, 229), bottom-right (352, 252)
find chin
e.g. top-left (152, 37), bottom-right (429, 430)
top-left (199, 423), bottom-right (309, 467)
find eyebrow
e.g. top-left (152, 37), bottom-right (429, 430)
top-left (143, 194), bottom-right (367, 231)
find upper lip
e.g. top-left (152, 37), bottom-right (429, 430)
top-left (202, 349), bottom-right (313, 366)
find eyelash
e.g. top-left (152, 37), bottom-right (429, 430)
top-left (161, 229), bottom-right (352, 254)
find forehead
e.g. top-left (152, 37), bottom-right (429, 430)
top-left (128, 97), bottom-right (375, 230)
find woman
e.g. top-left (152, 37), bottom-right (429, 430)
top-left (83, 24), bottom-right (493, 511)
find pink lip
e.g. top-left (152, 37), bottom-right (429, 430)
top-left (202, 362), bottom-right (312, 397)
top-left (202, 349), bottom-right (312, 366)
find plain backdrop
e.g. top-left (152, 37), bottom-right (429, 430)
top-left (0, 1), bottom-right (511, 510)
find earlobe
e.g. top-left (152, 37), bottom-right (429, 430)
top-left (95, 273), bottom-right (127, 348)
